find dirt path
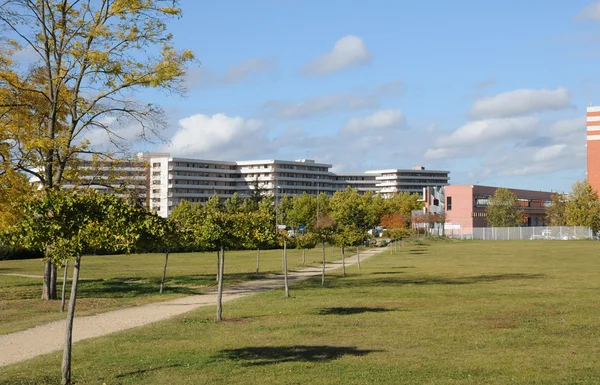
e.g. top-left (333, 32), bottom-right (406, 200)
top-left (0, 247), bottom-right (386, 367)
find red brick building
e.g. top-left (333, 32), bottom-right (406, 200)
top-left (587, 106), bottom-right (600, 196)
top-left (439, 185), bottom-right (554, 233)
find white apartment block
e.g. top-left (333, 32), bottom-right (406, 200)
top-left (366, 166), bottom-right (450, 198)
top-left (143, 153), bottom-right (450, 217)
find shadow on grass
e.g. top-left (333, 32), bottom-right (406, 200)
top-left (76, 279), bottom-right (202, 298)
top-left (299, 273), bottom-right (546, 290)
top-left (216, 345), bottom-right (381, 366)
top-left (115, 363), bottom-right (186, 379)
top-left (318, 307), bottom-right (394, 315)
top-left (365, 273), bottom-right (546, 286)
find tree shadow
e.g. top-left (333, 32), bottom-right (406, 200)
top-left (365, 273), bottom-right (546, 286)
top-left (216, 345), bottom-right (382, 366)
top-left (76, 279), bottom-right (202, 298)
top-left (318, 307), bottom-right (394, 315)
top-left (298, 272), bottom-right (547, 290)
top-left (115, 363), bottom-right (185, 378)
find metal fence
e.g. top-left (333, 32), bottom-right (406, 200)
top-left (444, 226), bottom-right (594, 240)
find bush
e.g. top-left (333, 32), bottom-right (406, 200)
top-left (0, 245), bottom-right (43, 261)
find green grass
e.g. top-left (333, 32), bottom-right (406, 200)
top-left (0, 246), bottom-right (364, 335)
top-left (3, 240), bottom-right (600, 384)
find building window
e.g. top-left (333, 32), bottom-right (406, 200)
top-left (447, 196), bottom-right (452, 211)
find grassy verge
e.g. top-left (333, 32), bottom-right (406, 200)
top-left (2, 240), bottom-right (600, 384)
top-left (0, 246), bottom-right (371, 335)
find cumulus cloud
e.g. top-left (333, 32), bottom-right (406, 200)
top-left (161, 113), bottom-right (270, 159)
top-left (575, 1), bottom-right (600, 21)
top-left (469, 87), bottom-right (571, 119)
top-left (262, 80), bottom-right (401, 120)
top-left (301, 35), bottom-right (371, 76)
top-left (341, 109), bottom-right (405, 134)
top-left (425, 117), bottom-right (539, 160)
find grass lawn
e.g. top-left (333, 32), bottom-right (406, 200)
top-left (0, 246), bottom-right (355, 335)
top-left (2, 240), bottom-right (600, 384)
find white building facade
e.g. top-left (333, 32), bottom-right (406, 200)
top-left (143, 153), bottom-right (450, 217)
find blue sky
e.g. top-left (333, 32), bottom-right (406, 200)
top-left (132, 0), bottom-right (600, 193)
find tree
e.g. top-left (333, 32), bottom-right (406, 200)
top-left (486, 188), bottom-right (524, 227)
top-left (0, 0), bottom-right (194, 300)
top-left (381, 213), bottom-right (412, 245)
top-left (8, 189), bottom-right (147, 385)
top-left (564, 180), bottom-right (600, 232)
top-left (244, 207), bottom-right (277, 273)
top-left (313, 213), bottom-right (336, 286)
top-left (295, 232), bottom-right (317, 266)
top-left (546, 193), bottom-right (567, 226)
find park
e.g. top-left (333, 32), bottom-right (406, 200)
top-left (2, 239), bottom-right (600, 384)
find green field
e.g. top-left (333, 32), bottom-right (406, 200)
top-left (2, 240), bottom-right (600, 384)
top-left (0, 246), bottom-right (349, 335)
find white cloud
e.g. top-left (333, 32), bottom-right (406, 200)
top-left (433, 117), bottom-right (538, 152)
top-left (550, 116), bottom-right (585, 137)
top-left (469, 88), bottom-right (571, 119)
top-left (301, 35), bottom-right (371, 76)
top-left (221, 58), bottom-right (274, 85)
top-left (342, 109), bottom-right (405, 134)
top-left (575, 1), bottom-right (600, 21)
top-left (161, 114), bottom-right (266, 159)
top-left (262, 80), bottom-right (401, 120)
top-left (183, 58), bottom-right (275, 88)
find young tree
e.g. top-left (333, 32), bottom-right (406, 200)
top-left (245, 208), bottom-right (277, 273)
top-left (9, 189), bottom-right (147, 385)
top-left (295, 232), bottom-right (317, 266)
top-left (486, 188), bottom-right (524, 227)
top-left (546, 193), bottom-right (567, 226)
top-left (313, 213), bottom-right (336, 286)
top-left (564, 180), bottom-right (600, 232)
top-left (0, 0), bottom-right (194, 300)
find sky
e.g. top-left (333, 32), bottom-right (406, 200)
top-left (99, 1), bottom-right (600, 192)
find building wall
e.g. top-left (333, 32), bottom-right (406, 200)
top-left (365, 166), bottom-right (450, 198)
top-left (587, 106), bottom-right (600, 195)
top-left (444, 185), bottom-right (554, 232)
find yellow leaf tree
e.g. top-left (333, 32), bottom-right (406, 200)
top-left (0, 0), bottom-right (194, 300)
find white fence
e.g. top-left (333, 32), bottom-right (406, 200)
top-left (444, 226), bottom-right (594, 240)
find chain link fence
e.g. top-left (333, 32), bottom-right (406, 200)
top-left (444, 226), bottom-right (594, 240)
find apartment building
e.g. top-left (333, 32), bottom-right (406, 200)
top-left (29, 157), bottom-right (149, 207)
top-left (237, 159), bottom-right (335, 198)
top-left (365, 166), bottom-right (450, 198)
top-left (142, 153), bottom-right (451, 217)
top-left (332, 173), bottom-right (379, 194)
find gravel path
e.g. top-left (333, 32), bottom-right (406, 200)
top-left (0, 247), bottom-right (385, 367)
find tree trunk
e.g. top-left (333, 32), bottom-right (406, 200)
top-left (160, 251), bottom-right (169, 294)
top-left (356, 246), bottom-right (361, 270)
top-left (341, 246), bottom-right (346, 277)
top-left (321, 242), bottom-right (326, 286)
top-left (302, 249), bottom-right (305, 266)
top-left (216, 247), bottom-right (224, 321)
top-left (256, 248), bottom-right (260, 273)
top-left (50, 262), bottom-right (57, 299)
top-left (283, 239), bottom-right (289, 297)
top-left (60, 260), bottom-right (68, 312)
top-left (61, 256), bottom-right (81, 385)
top-left (42, 260), bottom-right (51, 300)
top-left (216, 250), bottom-right (220, 282)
